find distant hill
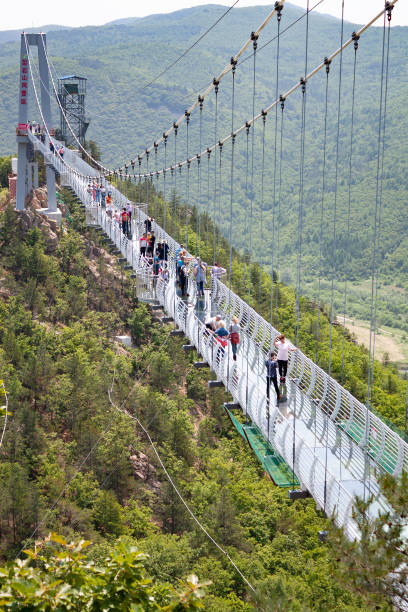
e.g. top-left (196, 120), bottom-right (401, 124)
top-left (0, 24), bottom-right (71, 45)
top-left (0, 3), bottom-right (407, 334)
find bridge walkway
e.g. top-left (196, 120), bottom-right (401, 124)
top-left (28, 129), bottom-right (408, 541)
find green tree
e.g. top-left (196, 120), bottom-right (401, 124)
top-left (329, 471), bottom-right (408, 611)
top-left (0, 534), bottom-right (209, 610)
top-left (92, 490), bottom-right (125, 537)
top-left (0, 156), bottom-right (11, 189)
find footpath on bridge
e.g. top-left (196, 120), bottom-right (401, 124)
top-left (28, 128), bottom-right (408, 540)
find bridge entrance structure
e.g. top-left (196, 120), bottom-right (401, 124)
top-left (16, 33), bottom-right (59, 221)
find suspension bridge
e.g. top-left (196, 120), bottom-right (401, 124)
top-left (13, 0), bottom-right (407, 543)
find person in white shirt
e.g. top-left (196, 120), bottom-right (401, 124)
top-left (273, 334), bottom-right (297, 382)
top-left (211, 262), bottom-right (227, 280)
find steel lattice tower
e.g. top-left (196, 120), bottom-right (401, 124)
top-left (57, 75), bottom-right (89, 146)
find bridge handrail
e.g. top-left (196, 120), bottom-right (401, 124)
top-left (32, 131), bottom-right (401, 540)
top-left (30, 128), bottom-right (407, 480)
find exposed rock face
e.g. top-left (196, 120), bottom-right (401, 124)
top-left (16, 188), bottom-right (60, 254)
top-left (129, 450), bottom-right (161, 492)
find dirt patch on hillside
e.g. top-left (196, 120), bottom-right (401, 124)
top-left (337, 317), bottom-right (407, 364)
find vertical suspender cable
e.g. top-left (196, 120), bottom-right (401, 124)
top-left (212, 80), bottom-right (219, 266)
top-left (371, 5), bottom-right (393, 401)
top-left (293, 0), bottom-right (309, 491)
top-left (146, 151), bottom-right (150, 215)
top-left (163, 135), bottom-right (168, 232)
top-left (185, 111), bottom-right (191, 248)
top-left (245, 34), bottom-right (258, 421)
top-left (270, 3), bottom-right (283, 326)
top-left (275, 95), bottom-right (285, 324)
top-left (173, 124), bottom-right (178, 241)
top-left (154, 143), bottom-right (158, 222)
top-left (217, 142), bottom-right (224, 262)
top-left (366, 6), bottom-right (388, 441)
top-left (324, 0), bottom-right (344, 513)
top-left (138, 157), bottom-right (142, 204)
top-left (405, 380), bottom-right (408, 442)
top-left (227, 62), bottom-right (237, 394)
top-left (207, 149), bottom-right (211, 261)
top-left (315, 59), bottom-right (331, 363)
top-left (259, 111), bottom-right (267, 310)
top-left (341, 34), bottom-right (359, 383)
top-left (244, 125), bottom-right (250, 289)
top-left (198, 96), bottom-right (204, 259)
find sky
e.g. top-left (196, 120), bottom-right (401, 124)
top-left (1, 0), bottom-right (407, 30)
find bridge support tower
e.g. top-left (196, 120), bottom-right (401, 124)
top-left (16, 33), bottom-right (60, 223)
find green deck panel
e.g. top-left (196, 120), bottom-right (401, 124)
top-left (339, 420), bottom-right (397, 475)
top-left (224, 406), bottom-right (245, 438)
top-left (224, 407), bottom-right (299, 488)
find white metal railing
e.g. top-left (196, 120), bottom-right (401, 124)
top-left (31, 131), bottom-right (408, 540)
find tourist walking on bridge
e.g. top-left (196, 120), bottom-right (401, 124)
top-left (265, 352), bottom-right (280, 402)
top-left (274, 334), bottom-right (297, 383)
top-left (100, 185), bottom-right (106, 207)
top-left (139, 233), bottom-right (148, 256)
top-left (121, 208), bottom-right (129, 235)
top-left (162, 240), bottom-right (169, 262)
top-left (194, 257), bottom-right (207, 297)
top-left (211, 262), bottom-right (227, 280)
top-left (147, 231), bottom-right (156, 256)
top-left (205, 314), bottom-right (221, 331)
top-left (229, 316), bottom-right (240, 362)
top-left (179, 260), bottom-right (189, 297)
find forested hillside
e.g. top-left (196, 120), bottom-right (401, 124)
top-left (0, 188), bottom-right (369, 610)
top-left (1, 3), bottom-right (407, 341)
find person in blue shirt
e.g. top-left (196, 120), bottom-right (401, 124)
top-left (153, 250), bottom-right (161, 276)
top-left (265, 352), bottom-right (281, 402)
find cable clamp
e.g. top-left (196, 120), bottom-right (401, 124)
top-left (178, 162), bottom-right (182, 172)
top-left (170, 166), bottom-right (174, 175)
top-left (385, 1), bottom-right (393, 21)
top-left (218, 141), bottom-right (223, 153)
top-left (207, 147), bottom-right (211, 159)
top-left (245, 121), bottom-right (251, 135)
top-left (250, 32), bottom-right (258, 52)
top-left (131, 159), bottom-right (135, 169)
top-left (213, 77), bottom-right (220, 94)
top-left (173, 122), bottom-right (178, 136)
top-left (300, 77), bottom-right (306, 94)
top-left (198, 95), bottom-right (204, 111)
top-left (185, 109), bottom-right (191, 124)
top-left (261, 109), bottom-right (267, 123)
top-left (163, 132), bottom-right (168, 143)
top-left (351, 31), bottom-right (360, 53)
top-left (230, 56), bottom-right (238, 72)
top-left (279, 94), bottom-right (285, 110)
top-left (187, 159), bottom-right (191, 169)
top-left (274, 2), bottom-right (284, 22)
top-left (145, 149), bottom-right (150, 159)
top-left (323, 57), bottom-right (331, 76)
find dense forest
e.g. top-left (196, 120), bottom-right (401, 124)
top-left (0, 153), bottom-right (407, 607)
top-left (0, 4), bottom-right (408, 335)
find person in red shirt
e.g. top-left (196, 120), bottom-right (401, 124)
top-left (121, 208), bottom-right (129, 235)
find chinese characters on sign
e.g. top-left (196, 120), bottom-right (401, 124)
top-left (20, 55), bottom-right (28, 105)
